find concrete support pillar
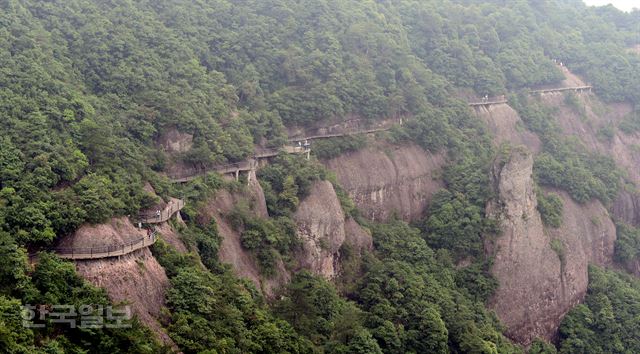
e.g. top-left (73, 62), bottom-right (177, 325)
top-left (235, 169), bottom-right (239, 181)
top-left (248, 168), bottom-right (256, 186)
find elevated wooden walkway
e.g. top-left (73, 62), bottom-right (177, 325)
top-left (254, 146), bottom-right (308, 158)
top-left (468, 99), bottom-right (508, 107)
top-left (530, 85), bottom-right (592, 94)
top-left (168, 145), bottom-right (309, 183)
top-left (53, 199), bottom-right (183, 260)
top-left (54, 232), bottom-right (158, 260)
top-left (468, 86), bottom-right (592, 107)
top-left (169, 85), bottom-right (594, 183)
top-left (169, 161), bottom-right (253, 183)
top-left (288, 127), bottom-right (391, 142)
top-left (136, 198), bottom-right (185, 224)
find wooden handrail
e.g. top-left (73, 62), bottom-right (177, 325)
top-left (468, 100), bottom-right (508, 107)
top-left (167, 146), bottom-right (309, 183)
top-left (54, 232), bottom-right (158, 260)
top-left (529, 86), bottom-right (592, 94)
top-left (136, 199), bottom-right (185, 224)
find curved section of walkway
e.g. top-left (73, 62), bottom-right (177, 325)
top-left (167, 86), bottom-right (593, 183)
top-left (136, 198), bottom-right (185, 224)
top-left (55, 232), bottom-right (158, 260)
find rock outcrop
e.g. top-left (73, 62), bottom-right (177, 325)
top-left (324, 143), bottom-right (445, 221)
top-left (158, 127), bottom-right (193, 154)
top-left (472, 103), bottom-right (542, 153)
top-left (487, 148), bottom-right (615, 345)
top-left (59, 217), bottom-right (173, 346)
top-left (293, 181), bottom-right (345, 278)
top-left (612, 189), bottom-right (640, 227)
top-left (155, 221), bottom-right (188, 253)
top-left (56, 217), bottom-right (146, 250)
top-left (75, 248), bottom-right (171, 345)
top-left (343, 217), bottom-right (373, 253)
top-left (197, 170), bottom-right (286, 295)
top-left (199, 174), bottom-right (372, 290)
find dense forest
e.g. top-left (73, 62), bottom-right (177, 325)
top-left (1, 0), bottom-right (640, 353)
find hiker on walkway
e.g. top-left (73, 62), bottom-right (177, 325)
top-left (156, 210), bottom-right (161, 220)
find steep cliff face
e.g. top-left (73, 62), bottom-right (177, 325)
top-left (293, 180), bottom-right (345, 278)
top-left (487, 149), bottom-right (615, 345)
top-left (197, 171), bottom-right (287, 295)
top-left (293, 180), bottom-right (371, 278)
top-left (472, 103), bottom-right (542, 153)
top-left (75, 248), bottom-right (172, 345)
top-left (59, 217), bottom-right (173, 346)
top-left (155, 220), bottom-right (188, 253)
top-left (199, 173), bottom-right (372, 291)
top-left (533, 71), bottom-right (639, 225)
top-left (324, 143), bottom-right (445, 221)
top-left (57, 217), bottom-right (147, 249)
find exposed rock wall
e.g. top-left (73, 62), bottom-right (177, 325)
top-left (487, 149), bottom-right (615, 345)
top-left (57, 217), bottom-right (146, 249)
top-left (344, 217), bottom-right (373, 253)
top-left (59, 217), bottom-right (174, 346)
top-left (324, 143), bottom-right (445, 221)
top-left (75, 248), bottom-right (172, 345)
top-left (158, 127), bottom-right (193, 153)
top-left (197, 171), bottom-right (286, 295)
top-left (613, 190), bottom-right (640, 227)
top-left (533, 73), bottom-right (640, 225)
top-left (472, 103), bottom-right (542, 153)
top-left (155, 221), bottom-right (188, 253)
top-left (198, 175), bottom-right (372, 291)
top-left (564, 97), bottom-right (640, 225)
top-left (293, 181), bottom-right (346, 278)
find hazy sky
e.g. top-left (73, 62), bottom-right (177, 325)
top-left (583, 0), bottom-right (638, 12)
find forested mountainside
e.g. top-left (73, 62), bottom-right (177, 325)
top-left (1, 0), bottom-right (640, 353)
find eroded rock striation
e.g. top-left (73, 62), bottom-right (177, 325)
top-left (59, 217), bottom-right (173, 346)
top-left (487, 148), bottom-right (615, 345)
top-left (324, 143), bottom-right (445, 222)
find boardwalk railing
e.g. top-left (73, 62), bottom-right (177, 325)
top-left (54, 232), bottom-right (158, 260)
top-left (288, 117), bottom-right (405, 142)
top-left (168, 161), bottom-right (250, 183)
top-left (136, 199), bottom-right (185, 224)
top-left (530, 85), bottom-right (592, 94)
top-left (468, 86), bottom-right (592, 107)
top-left (167, 161), bottom-right (255, 183)
top-left (289, 127), bottom-right (392, 141)
top-left (167, 146), bottom-right (310, 183)
top-left (468, 95), bottom-right (507, 107)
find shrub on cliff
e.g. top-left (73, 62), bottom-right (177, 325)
top-left (537, 190), bottom-right (563, 228)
